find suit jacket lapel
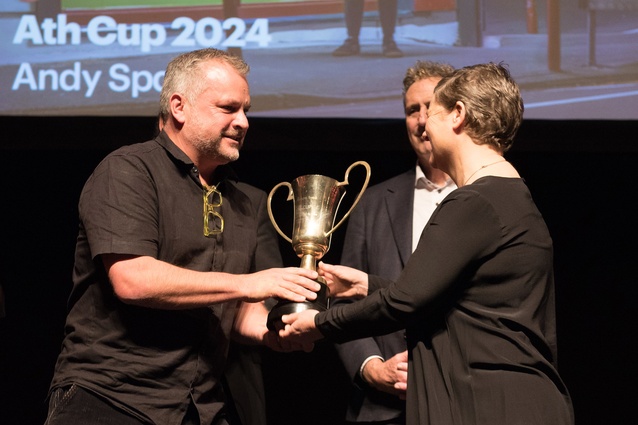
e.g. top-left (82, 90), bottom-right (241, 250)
top-left (384, 169), bottom-right (415, 267)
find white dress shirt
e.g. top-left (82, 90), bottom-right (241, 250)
top-left (412, 165), bottom-right (457, 253)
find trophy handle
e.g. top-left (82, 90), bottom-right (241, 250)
top-left (326, 160), bottom-right (371, 237)
top-left (267, 181), bottom-right (293, 244)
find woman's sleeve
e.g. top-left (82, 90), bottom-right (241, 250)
top-left (317, 190), bottom-right (503, 342)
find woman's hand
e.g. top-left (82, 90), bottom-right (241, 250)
top-left (318, 261), bottom-right (369, 299)
top-left (277, 309), bottom-right (322, 351)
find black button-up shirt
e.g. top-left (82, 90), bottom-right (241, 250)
top-left (50, 131), bottom-right (282, 425)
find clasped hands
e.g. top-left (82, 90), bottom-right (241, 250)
top-left (275, 261), bottom-right (369, 352)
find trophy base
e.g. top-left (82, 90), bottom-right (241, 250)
top-left (266, 280), bottom-right (329, 331)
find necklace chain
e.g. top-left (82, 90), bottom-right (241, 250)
top-left (463, 159), bottom-right (507, 186)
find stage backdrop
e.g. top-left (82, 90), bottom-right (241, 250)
top-left (0, 116), bottom-right (636, 425)
top-left (2, 0), bottom-right (638, 119)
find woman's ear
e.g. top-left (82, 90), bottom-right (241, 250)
top-left (452, 100), bottom-right (465, 130)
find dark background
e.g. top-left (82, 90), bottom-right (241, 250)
top-left (1, 116), bottom-right (636, 424)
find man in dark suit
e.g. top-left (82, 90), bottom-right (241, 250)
top-left (333, 61), bottom-right (456, 425)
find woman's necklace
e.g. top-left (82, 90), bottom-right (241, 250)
top-left (463, 159), bottom-right (507, 186)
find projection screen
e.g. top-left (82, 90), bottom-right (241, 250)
top-left (1, 0), bottom-right (637, 119)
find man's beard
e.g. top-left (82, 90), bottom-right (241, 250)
top-left (193, 134), bottom-right (241, 163)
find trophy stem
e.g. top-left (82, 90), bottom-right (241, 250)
top-left (300, 253), bottom-right (317, 271)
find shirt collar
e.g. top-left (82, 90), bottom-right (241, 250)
top-left (156, 130), bottom-right (239, 184)
top-left (414, 163), bottom-right (454, 191)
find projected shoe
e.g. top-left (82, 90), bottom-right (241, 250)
top-left (332, 38), bottom-right (360, 56)
top-left (382, 40), bottom-right (404, 58)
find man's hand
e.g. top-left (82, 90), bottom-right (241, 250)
top-left (262, 329), bottom-right (314, 353)
top-left (242, 267), bottom-right (321, 303)
top-left (362, 350), bottom-right (408, 399)
top-left (104, 255), bottom-right (321, 308)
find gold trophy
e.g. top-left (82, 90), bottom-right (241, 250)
top-left (266, 161), bottom-right (371, 331)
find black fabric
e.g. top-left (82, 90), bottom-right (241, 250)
top-left (45, 385), bottom-right (147, 425)
top-left (317, 177), bottom-right (574, 425)
top-left (48, 131), bottom-right (282, 425)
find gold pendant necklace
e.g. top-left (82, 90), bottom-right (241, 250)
top-left (463, 159), bottom-right (507, 186)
